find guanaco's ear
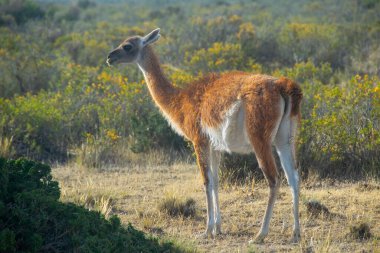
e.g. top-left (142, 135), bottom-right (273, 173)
top-left (142, 28), bottom-right (161, 46)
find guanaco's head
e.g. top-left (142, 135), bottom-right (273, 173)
top-left (106, 28), bottom-right (161, 66)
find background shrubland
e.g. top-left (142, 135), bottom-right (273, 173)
top-left (0, 0), bottom-right (379, 179)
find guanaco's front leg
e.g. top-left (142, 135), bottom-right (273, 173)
top-left (193, 141), bottom-right (215, 238)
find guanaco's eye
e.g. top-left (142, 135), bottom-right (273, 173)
top-left (122, 44), bottom-right (133, 52)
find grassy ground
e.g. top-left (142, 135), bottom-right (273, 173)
top-left (52, 162), bottom-right (380, 253)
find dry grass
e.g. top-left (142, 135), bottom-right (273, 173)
top-left (0, 135), bottom-right (14, 158)
top-left (158, 195), bottom-right (197, 218)
top-left (53, 161), bottom-right (380, 253)
top-left (305, 200), bottom-right (331, 218)
top-left (348, 223), bottom-right (372, 240)
top-left (74, 145), bottom-right (192, 171)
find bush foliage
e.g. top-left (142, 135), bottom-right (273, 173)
top-left (299, 74), bottom-right (380, 177)
top-left (0, 0), bottom-right (379, 178)
top-left (0, 157), bottom-right (184, 252)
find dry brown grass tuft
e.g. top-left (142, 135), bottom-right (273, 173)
top-left (356, 182), bottom-right (380, 192)
top-left (305, 200), bottom-right (331, 218)
top-left (75, 145), bottom-right (192, 172)
top-left (0, 135), bottom-right (14, 158)
top-left (158, 195), bottom-right (197, 218)
top-left (348, 223), bottom-right (372, 240)
top-left (71, 193), bottom-right (115, 218)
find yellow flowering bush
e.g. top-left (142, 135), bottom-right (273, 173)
top-left (299, 75), bottom-right (380, 177)
top-left (187, 42), bottom-right (248, 73)
top-left (0, 64), bottom-right (185, 163)
top-left (279, 22), bottom-right (345, 67)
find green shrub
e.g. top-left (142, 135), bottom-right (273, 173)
top-left (0, 92), bottom-right (68, 161)
top-left (0, 0), bottom-right (45, 26)
top-left (299, 74), bottom-right (380, 178)
top-left (0, 157), bottom-right (186, 253)
top-left (274, 60), bottom-right (334, 85)
top-left (0, 27), bottom-right (57, 98)
top-left (76, 130), bottom-right (128, 169)
top-left (278, 23), bottom-right (348, 68)
top-left (0, 67), bottom-right (186, 162)
top-left (187, 42), bottom-right (248, 73)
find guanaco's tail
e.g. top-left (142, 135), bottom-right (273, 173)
top-left (276, 77), bottom-right (303, 117)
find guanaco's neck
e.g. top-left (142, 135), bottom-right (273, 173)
top-left (137, 46), bottom-right (179, 112)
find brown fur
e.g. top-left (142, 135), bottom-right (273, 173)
top-left (130, 46), bottom-right (303, 182)
top-left (275, 77), bottom-right (303, 116)
top-left (140, 47), bottom-right (302, 185)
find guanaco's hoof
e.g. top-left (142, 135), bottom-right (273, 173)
top-left (214, 227), bottom-right (222, 236)
top-left (291, 231), bottom-right (301, 243)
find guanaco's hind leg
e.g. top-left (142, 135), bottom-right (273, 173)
top-left (275, 116), bottom-right (301, 243)
top-left (249, 141), bottom-right (280, 243)
top-left (244, 92), bottom-right (283, 243)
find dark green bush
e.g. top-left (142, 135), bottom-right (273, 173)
top-left (0, 0), bottom-right (45, 26)
top-left (0, 157), bottom-right (185, 252)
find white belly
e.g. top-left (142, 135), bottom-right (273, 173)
top-left (202, 101), bottom-right (253, 154)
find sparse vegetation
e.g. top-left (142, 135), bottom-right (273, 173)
top-left (305, 200), bottom-right (331, 218)
top-left (158, 195), bottom-right (197, 218)
top-left (348, 223), bottom-right (372, 240)
top-left (53, 162), bottom-right (380, 252)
